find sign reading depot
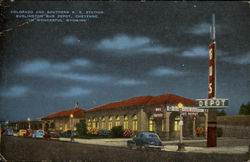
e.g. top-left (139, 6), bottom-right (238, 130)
top-left (196, 98), bottom-right (229, 108)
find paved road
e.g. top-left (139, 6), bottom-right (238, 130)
top-left (1, 136), bottom-right (249, 162)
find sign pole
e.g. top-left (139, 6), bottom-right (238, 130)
top-left (207, 14), bottom-right (217, 147)
top-left (177, 103), bottom-right (185, 151)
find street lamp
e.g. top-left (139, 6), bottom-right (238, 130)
top-left (27, 117), bottom-right (31, 129)
top-left (5, 121), bottom-right (9, 128)
top-left (177, 102), bottom-right (185, 151)
top-left (70, 114), bottom-right (74, 142)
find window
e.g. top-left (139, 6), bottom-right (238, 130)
top-left (124, 115), bottom-right (128, 129)
top-left (115, 116), bottom-right (120, 126)
top-left (101, 117), bottom-right (106, 129)
top-left (64, 123), bottom-right (68, 131)
top-left (132, 115), bottom-right (137, 131)
top-left (96, 121), bottom-right (99, 129)
top-left (108, 116), bottom-right (113, 130)
top-left (149, 115), bottom-right (155, 132)
top-left (174, 116), bottom-right (180, 131)
top-left (50, 122), bottom-right (55, 128)
top-left (87, 119), bottom-right (92, 130)
top-left (92, 118), bottom-right (97, 128)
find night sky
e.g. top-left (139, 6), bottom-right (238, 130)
top-left (0, 1), bottom-right (249, 121)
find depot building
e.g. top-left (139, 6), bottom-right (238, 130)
top-left (85, 94), bottom-right (208, 139)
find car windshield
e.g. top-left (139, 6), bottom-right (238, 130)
top-left (149, 134), bottom-right (159, 139)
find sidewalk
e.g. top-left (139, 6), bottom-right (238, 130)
top-left (59, 137), bottom-right (250, 154)
top-left (164, 145), bottom-right (249, 154)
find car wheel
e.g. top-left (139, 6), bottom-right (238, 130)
top-left (138, 145), bottom-right (145, 151)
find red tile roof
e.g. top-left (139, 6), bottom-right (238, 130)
top-left (146, 94), bottom-right (196, 105)
top-left (87, 94), bottom-right (195, 112)
top-left (42, 108), bottom-right (86, 120)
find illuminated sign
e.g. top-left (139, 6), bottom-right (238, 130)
top-left (166, 106), bottom-right (208, 113)
top-left (196, 98), bottom-right (229, 108)
top-left (208, 41), bottom-right (216, 99)
top-left (154, 107), bottom-right (164, 119)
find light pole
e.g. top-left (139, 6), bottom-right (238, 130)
top-left (177, 102), bottom-right (185, 151)
top-left (70, 114), bottom-right (74, 142)
top-left (27, 117), bottom-right (31, 129)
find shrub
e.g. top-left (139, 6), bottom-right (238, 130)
top-left (76, 122), bottom-right (87, 136)
top-left (87, 128), bottom-right (99, 135)
top-left (111, 126), bottom-right (123, 137)
top-left (123, 129), bottom-right (133, 137)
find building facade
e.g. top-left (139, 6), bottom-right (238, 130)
top-left (85, 94), bottom-right (208, 139)
top-left (41, 105), bottom-right (86, 132)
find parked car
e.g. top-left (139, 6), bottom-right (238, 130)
top-left (44, 131), bottom-right (60, 139)
top-left (32, 130), bottom-right (45, 138)
top-left (127, 132), bottom-right (164, 150)
top-left (1, 129), bottom-right (5, 134)
top-left (24, 129), bottom-right (34, 137)
top-left (59, 130), bottom-right (76, 137)
top-left (6, 129), bottom-right (14, 136)
top-left (18, 129), bottom-right (27, 136)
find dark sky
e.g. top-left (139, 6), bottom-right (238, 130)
top-left (0, 1), bottom-right (249, 121)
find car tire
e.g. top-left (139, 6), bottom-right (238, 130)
top-left (138, 145), bottom-right (145, 151)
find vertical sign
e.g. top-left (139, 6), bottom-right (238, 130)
top-left (207, 14), bottom-right (217, 147)
top-left (208, 41), bottom-right (216, 99)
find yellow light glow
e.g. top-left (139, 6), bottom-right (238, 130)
top-left (177, 103), bottom-right (183, 109)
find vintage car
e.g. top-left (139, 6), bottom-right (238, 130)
top-left (6, 129), bottom-right (14, 136)
top-left (44, 131), bottom-right (60, 139)
top-left (24, 129), bottom-right (34, 137)
top-left (32, 130), bottom-right (45, 138)
top-left (127, 132), bottom-right (164, 150)
top-left (18, 129), bottom-right (27, 136)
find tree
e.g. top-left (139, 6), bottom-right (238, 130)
top-left (76, 121), bottom-right (87, 136)
top-left (111, 126), bottom-right (123, 138)
top-left (239, 102), bottom-right (250, 115)
top-left (216, 110), bottom-right (226, 116)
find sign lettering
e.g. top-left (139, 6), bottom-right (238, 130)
top-left (196, 98), bottom-right (229, 108)
top-left (208, 41), bottom-right (215, 99)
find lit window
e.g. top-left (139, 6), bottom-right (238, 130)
top-left (162, 119), bottom-right (165, 131)
top-left (64, 123), bottom-right (68, 131)
top-left (108, 116), bottom-right (113, 130)
top-left (87, 119), bottom-right (92, 130)
top-left (115, 116), bottom-right (120, 126)
top-left (124, 115), bottom-right (128, 129)
top-left (174, 116), bottom-right (180, 131)
top-left (101, 117), bottom-right (106, 129)
top-left (149, 115), bottom-right (155, 132)
top-left (96, 121), bottom-right (99, 129)
top-left (132, 115), bottom-right (137, 131)
top-left (92, 118), bottom-right (96, 128)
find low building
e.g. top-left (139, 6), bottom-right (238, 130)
top-left (85, 94), bottom-right (208, 139)
top-left (10, 120), bottom-right (44, 131)
top-left (41, 104), bottom-right (86, 132)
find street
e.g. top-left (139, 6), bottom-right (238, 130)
top-left (0, 136), bottom-right (249, 162)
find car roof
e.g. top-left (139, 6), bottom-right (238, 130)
top-left (138, 132), bottom-right (157, 135)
